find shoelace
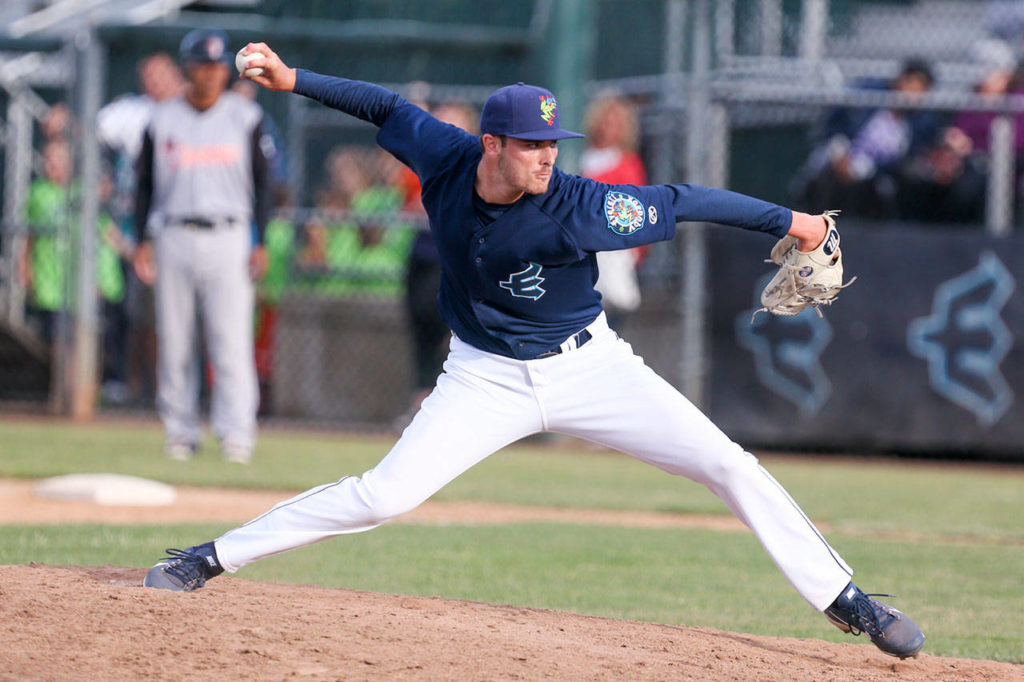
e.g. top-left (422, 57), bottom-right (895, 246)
top-left (843, 592), bottom-right (899, 637)
top-left (159, 548), bottom-right (207, 589)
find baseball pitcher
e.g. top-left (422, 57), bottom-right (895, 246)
top-left (144, 42), bottom-right (922, 660)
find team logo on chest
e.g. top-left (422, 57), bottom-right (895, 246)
top-left (499, 262), bottom-right (546, 300)
top-left (604, 191), bottom-right (646, 235)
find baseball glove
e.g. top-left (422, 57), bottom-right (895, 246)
top-left (756, 211), bottom-right (855, 318)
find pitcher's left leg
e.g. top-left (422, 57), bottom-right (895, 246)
top-left (543, 337), bottom-right (851, 611)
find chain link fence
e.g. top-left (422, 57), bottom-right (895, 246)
top-left (1, 1), bottom-right (1022, 447)
top-left (0, 43), bottom-right (76, 407)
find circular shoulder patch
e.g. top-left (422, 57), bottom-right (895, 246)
top-left (604, 191), bottom-right (646, 235)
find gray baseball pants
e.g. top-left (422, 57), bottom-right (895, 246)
top-left (153, 222), bottom-right (258, 450)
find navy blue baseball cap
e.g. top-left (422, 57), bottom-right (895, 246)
top-left (179, 29), bottom-right (232, 65)
top-left (480, 82), bottom-right (585, 141)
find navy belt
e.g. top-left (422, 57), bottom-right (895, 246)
top-left (535, 328), bottom-right (593, 359)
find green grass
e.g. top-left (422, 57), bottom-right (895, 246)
top-left (0, 418), bottom-right (1022, 662)
top-left (0, 419), bottom-right (1020, 541)
top-left (0, 522), bottom-right (1020, 663)
top-left (0, 420), bottom-right (387, 490)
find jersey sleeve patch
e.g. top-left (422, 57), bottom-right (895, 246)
top-left (604, 191), bottom-right (646, 235)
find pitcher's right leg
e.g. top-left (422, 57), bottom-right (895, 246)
top-left (212, 340), bottom-right (543, 572)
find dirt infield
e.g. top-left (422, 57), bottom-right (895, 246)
top-left (0, 477), bottom-right (750, 530)
top-left (2, 479), bottom-right (1022, 680)
top-left (2, 564), bottom-right (1020, 682)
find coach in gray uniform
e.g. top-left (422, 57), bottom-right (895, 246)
top-left (134, 29), bottom-right (271, 463)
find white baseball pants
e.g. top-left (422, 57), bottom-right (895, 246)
top-left (215, 313), bottom-right (852, 611)
top-left (153, 223), bottom-right (258, 450)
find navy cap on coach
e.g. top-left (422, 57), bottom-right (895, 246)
top-left (479, 82), bottom-right (585, 141)
top-left (179, 29), bottom-right (232, 65)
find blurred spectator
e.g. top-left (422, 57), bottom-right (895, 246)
top-left (949, 38), bottom-right (1024, 189)
top-left (20, 140), bottom-right (126, 388)
top-left (793, 58), bottom-right (945, 220)
top-left (99, 51), bottom-right (184, 225)
top-left (97, 51), bottom-right (184, 406)
top-left (580, 94), bottom-right (648, 332)
top-left (396, 101), bottom-right (477, 425)
top-left (20, 140), bottom-right (73, 344)
top-left (896, 40), bottom-right (1023, 225)
top-left (298, 146), bottom-right (364, 275)
top-left (99, 53), bottom-right (183, 166)
top-left (40, 103), bottom-right (72, 144)
top-left (297, 146), bottom-right (413, 297)
top-left (952, 39), bottom-right (1023, 154)
top-left (895, 126), bottom-right (984, 225)
top-left (254, 187), bottom-right (296, 415)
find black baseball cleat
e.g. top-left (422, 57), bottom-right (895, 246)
top-left (143, 542), bottom-right (224, 592)
top-left (825, 582), bottom-right (925, 659)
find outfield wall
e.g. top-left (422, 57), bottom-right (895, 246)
top-left (267, 222), bottom-right (1023, 459)
top-left (693, 223), bottom-right (1023, 458)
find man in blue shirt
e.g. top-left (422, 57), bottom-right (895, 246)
top-left (143, 42), bottom-right (924, 660)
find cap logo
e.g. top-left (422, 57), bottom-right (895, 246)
top-left (206, 37), bottom-right (224, 59)
top-left (480, 84), bottom-right (583, 139)
top-left (539, 95), bottom-right (557, 126)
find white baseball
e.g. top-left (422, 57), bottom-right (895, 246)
top-left (235, 50), bottom-right (265, 78)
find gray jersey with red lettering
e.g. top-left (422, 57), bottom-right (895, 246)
top-left (144, 90), bottom-right (262, 230)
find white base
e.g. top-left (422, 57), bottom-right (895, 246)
top-left (34, 474), bottom-right (177, 507)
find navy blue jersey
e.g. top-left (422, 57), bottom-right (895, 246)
top-left (294, 70), bottom-right (793, 360)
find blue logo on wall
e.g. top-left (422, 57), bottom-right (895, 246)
top-left (736, 273), bottom-right (834, 415)
top-left (500, 262), bottom-right (547, 300)
top-left (907, 252), bottom-right (1016, 427)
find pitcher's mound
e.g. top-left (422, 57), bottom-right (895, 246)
top-left (1, 564), bottom-right (1019, 681)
